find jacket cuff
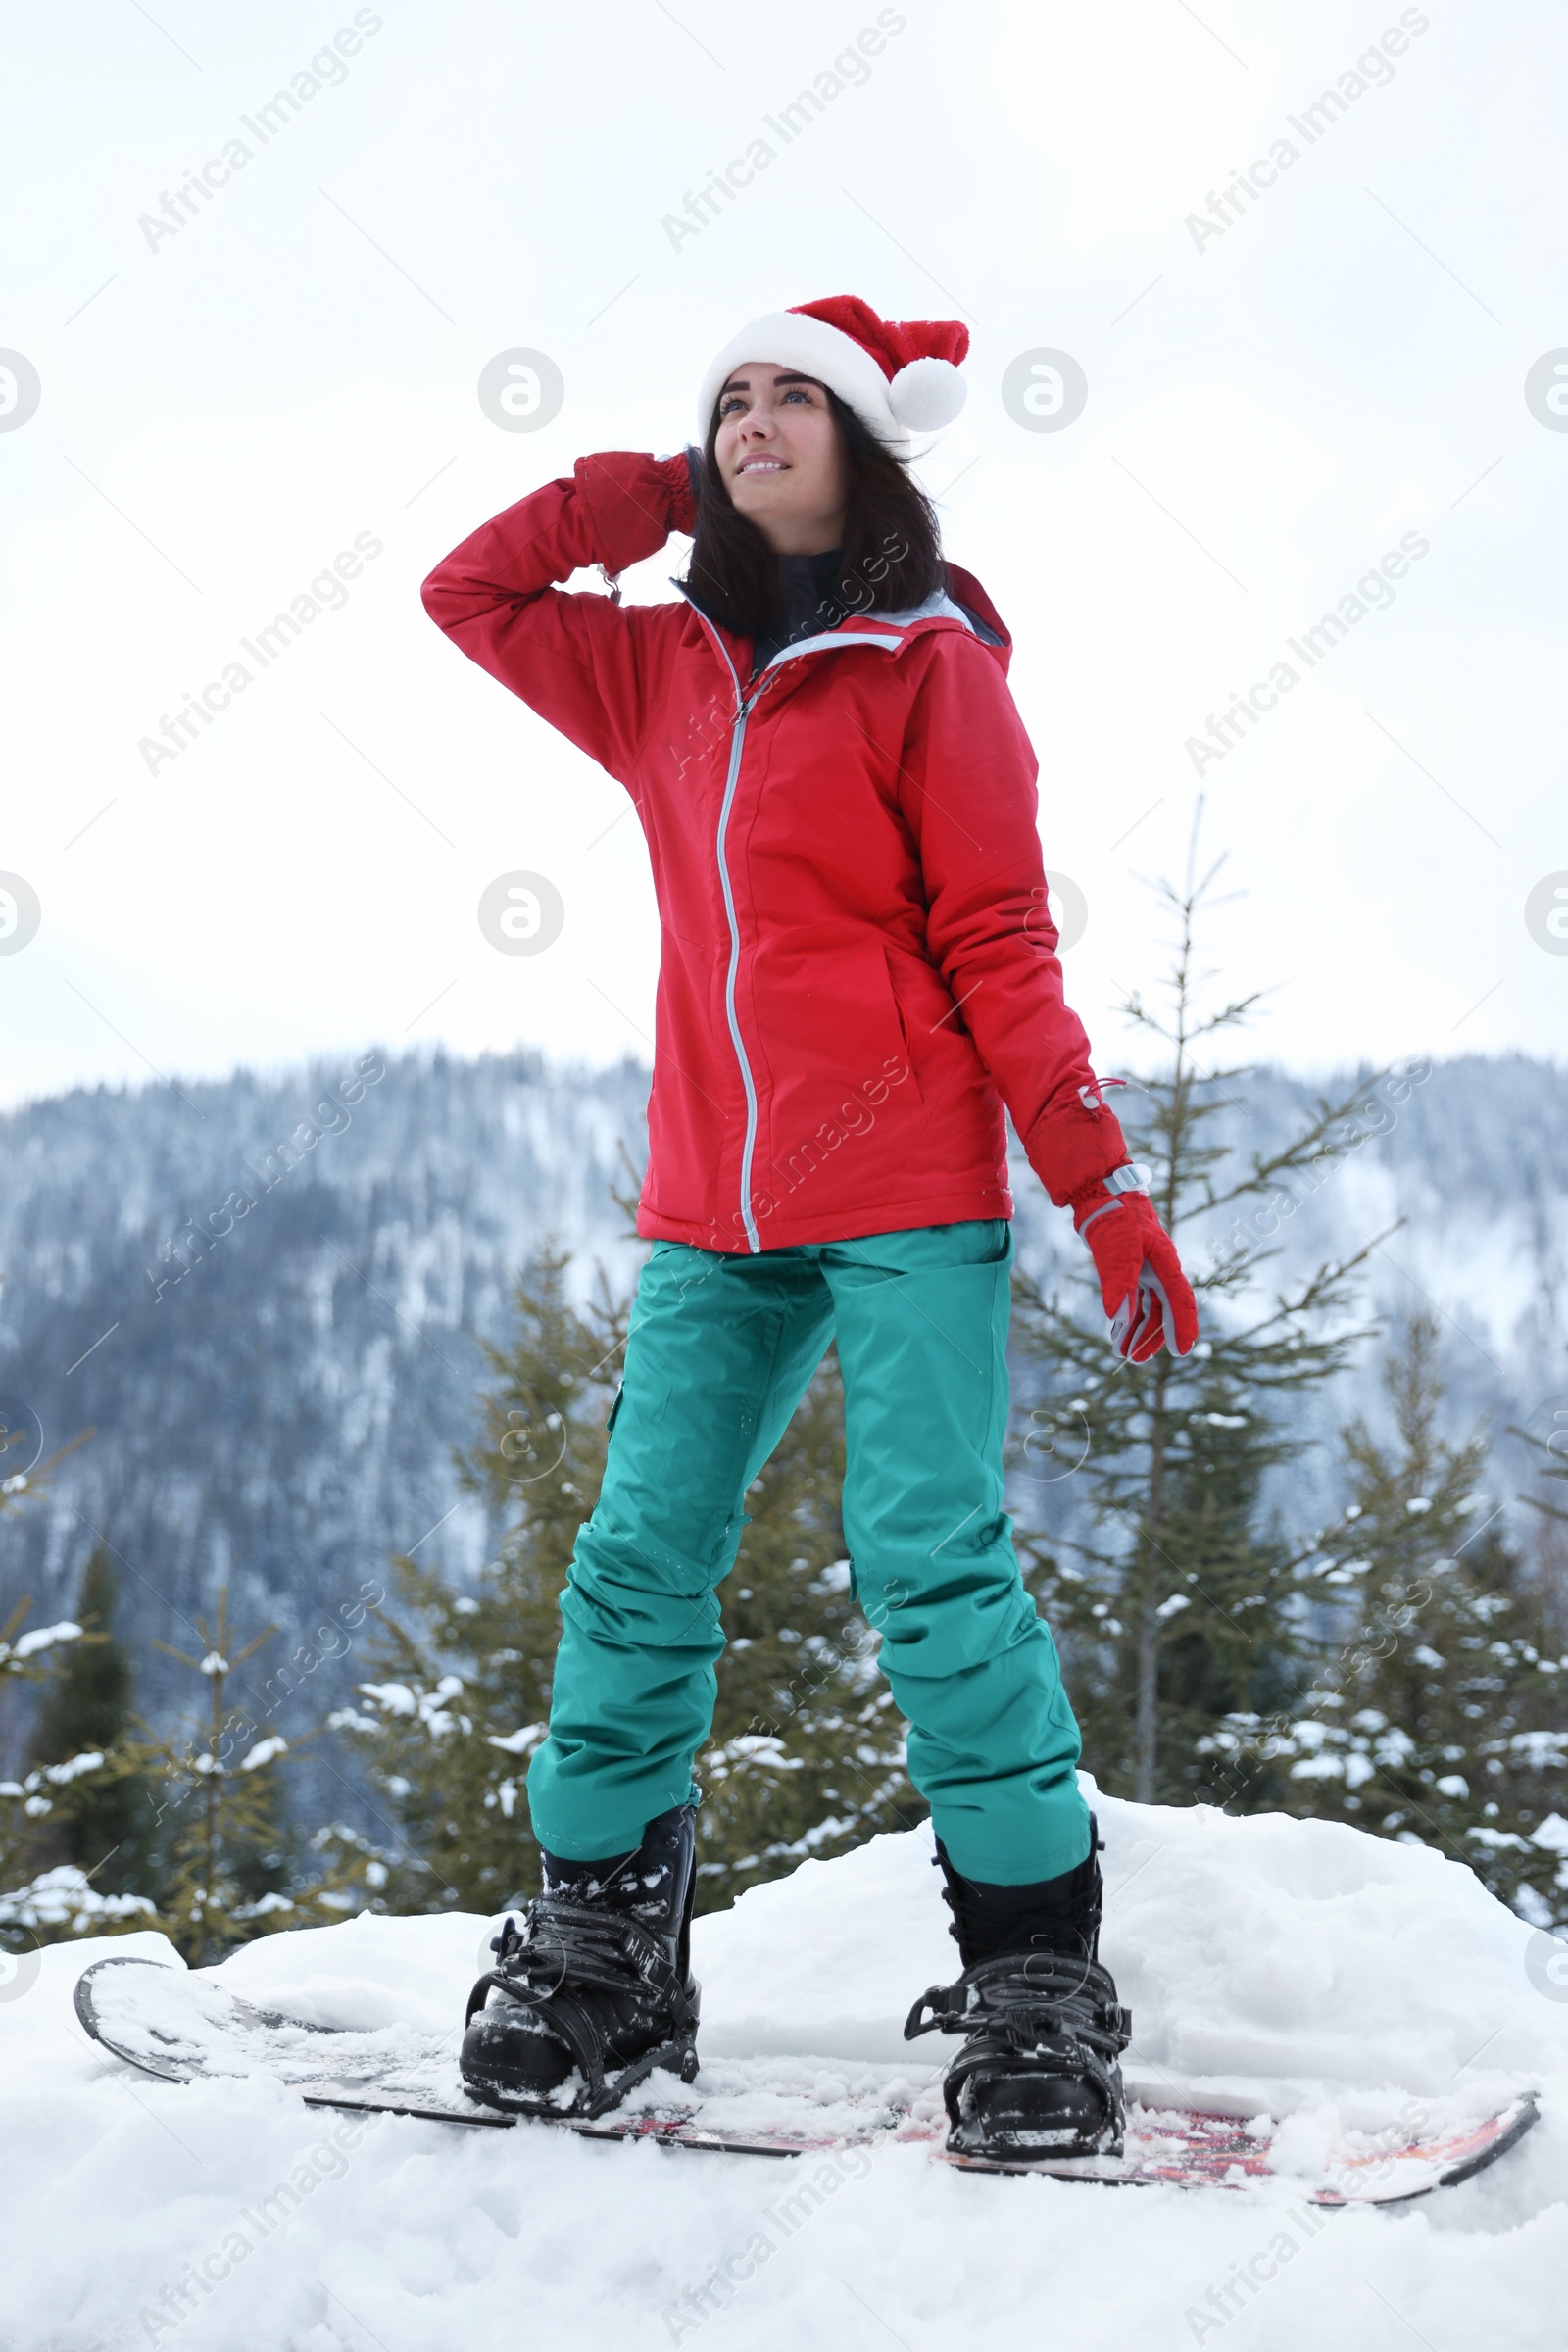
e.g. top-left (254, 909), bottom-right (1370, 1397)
top-left (673, 447), bottom-right (701, 536)
top-left (573, 452), bottom-right (693, 576)
top-left (1024, 1096), bottom-right (1130, 1208)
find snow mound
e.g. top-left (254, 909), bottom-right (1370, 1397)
top-left (695, 1785), bottom-right (1568, 2120)
top-left (2, 1793), bottom-right (1564, 2351)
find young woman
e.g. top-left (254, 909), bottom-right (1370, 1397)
top-left (422, 295), bottom-right (1197, 2162)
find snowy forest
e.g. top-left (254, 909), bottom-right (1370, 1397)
top-left (4, 872), bottom-right (1566, 1964)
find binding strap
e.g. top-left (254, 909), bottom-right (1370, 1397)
top-left (904, 1950), bottom-right (1132, 2140)
top-left (464, 1898), bottom-right (696, 2103)
top-left (904, 1951), bottom-right (1131, 2051)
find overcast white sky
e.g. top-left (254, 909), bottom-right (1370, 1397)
top-left (4, 0), bottom-right (1566, 1110)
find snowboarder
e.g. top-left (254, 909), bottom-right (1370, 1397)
top-left (421, 294), bottom-right (1198, 2162)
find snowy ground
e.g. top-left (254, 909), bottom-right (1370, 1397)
top-left (4, 1784), bottom-right (1566, 2351)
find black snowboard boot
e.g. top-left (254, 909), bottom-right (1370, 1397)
top-left (461, 1802), bottom-right (700, 2120)
top-left (904, 1816), bottom-right (1131, 2163)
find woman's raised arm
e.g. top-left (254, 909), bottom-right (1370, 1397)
top-left (420, 450), bottom-right (696, 785)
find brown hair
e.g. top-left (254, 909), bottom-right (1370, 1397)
top-left (681, 382), bottom-right (944, 637)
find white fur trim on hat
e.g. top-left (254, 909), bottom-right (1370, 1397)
top-left (698, 311), bottom-right (964, 456)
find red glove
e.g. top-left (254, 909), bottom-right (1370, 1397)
top-left (1072, 1171), bottom-right (1199, 1362)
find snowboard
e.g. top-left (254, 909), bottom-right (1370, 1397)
top-left (74, 1955), bottom-right (1540, 2205)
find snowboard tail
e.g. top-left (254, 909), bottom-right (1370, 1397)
top-left (74, 1956), bottom-right (1540, 2204)
top-left (935, 2095), bottom-right (1542, 2200)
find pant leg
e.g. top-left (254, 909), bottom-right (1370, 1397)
top-left (526, 1239), bottom-right (834, 1860)
top-left (824, 1219), bottom-right (1091, 1885)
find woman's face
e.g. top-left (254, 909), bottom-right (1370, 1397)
top-left (713, 366), bottom-right (852, 556)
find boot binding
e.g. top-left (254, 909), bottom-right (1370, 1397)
top-left (910, 1817), bottom-right (1131, 2162)
top-left (460, 1805), bottom-right (700, 2119)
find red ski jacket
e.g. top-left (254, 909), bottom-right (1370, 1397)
top-left (421, 452), bottom-right (1129, 1253)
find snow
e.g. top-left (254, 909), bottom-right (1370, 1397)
top-left (4, 1620), bottom-right (82, 1661)
top-left (3, 1787), bottom-right (1566, 2349)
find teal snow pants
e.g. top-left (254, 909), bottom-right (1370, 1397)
top-left (525, 1221), bottom-right (1091, 1886)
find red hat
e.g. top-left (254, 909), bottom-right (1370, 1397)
top-left (698, 294), bottom-right (970, 457)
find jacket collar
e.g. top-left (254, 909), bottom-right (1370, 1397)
top-left (673, 561), bottom-right (1012, 699)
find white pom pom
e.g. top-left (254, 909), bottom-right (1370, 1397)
top-left (888, 356), bottom-right (966, 431)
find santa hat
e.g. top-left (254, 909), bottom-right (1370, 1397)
top-left (697, 294), bottom-right (969, 458)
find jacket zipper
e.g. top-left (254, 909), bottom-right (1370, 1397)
top-left (678, 593), bottom-right (908, 1254)
top-left (716, 641), bottom-right (763, 1250)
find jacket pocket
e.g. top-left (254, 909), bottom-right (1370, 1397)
top-left (881, 947), bottom-right (927, 1105)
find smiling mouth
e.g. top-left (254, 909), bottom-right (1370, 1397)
top-left (736, 457), bottom-right (789, 475)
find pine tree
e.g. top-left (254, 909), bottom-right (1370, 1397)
top-left (0, 1601), bottom-right (127, 1949)
top-left (28, 1546), bottom-right (160, 1897)
top-left (1201, 1316), bottom-right (1568, 1923)
top-left (1512, 1390), bottom-right (1568, 1606)
top-left (2, 1431), bottom-right (164, 1945)
top-left (346, 1252), bottom-right (918, 1916)
top-left (1009, 814), bottom-right (1393, 1804)
top-left (129, 1590), bottom-right (366, 1964)
top-left (1136, 1368), bottom-right (1304, 1809)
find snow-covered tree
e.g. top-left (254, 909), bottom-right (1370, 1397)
top-left (0, 1422), bottom-right (155, 1945)
top-left (129, 1589), bottom-right (370, 1963)
top-left (1200, 1317), bottom-right (1568, 1924)
top-left (0, 1602), bottom-right (152, 1952)
top-left (1010, 819), bottom-right (1387, 1803)
top-left (26, 1545), bottom-right (161, 1898)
